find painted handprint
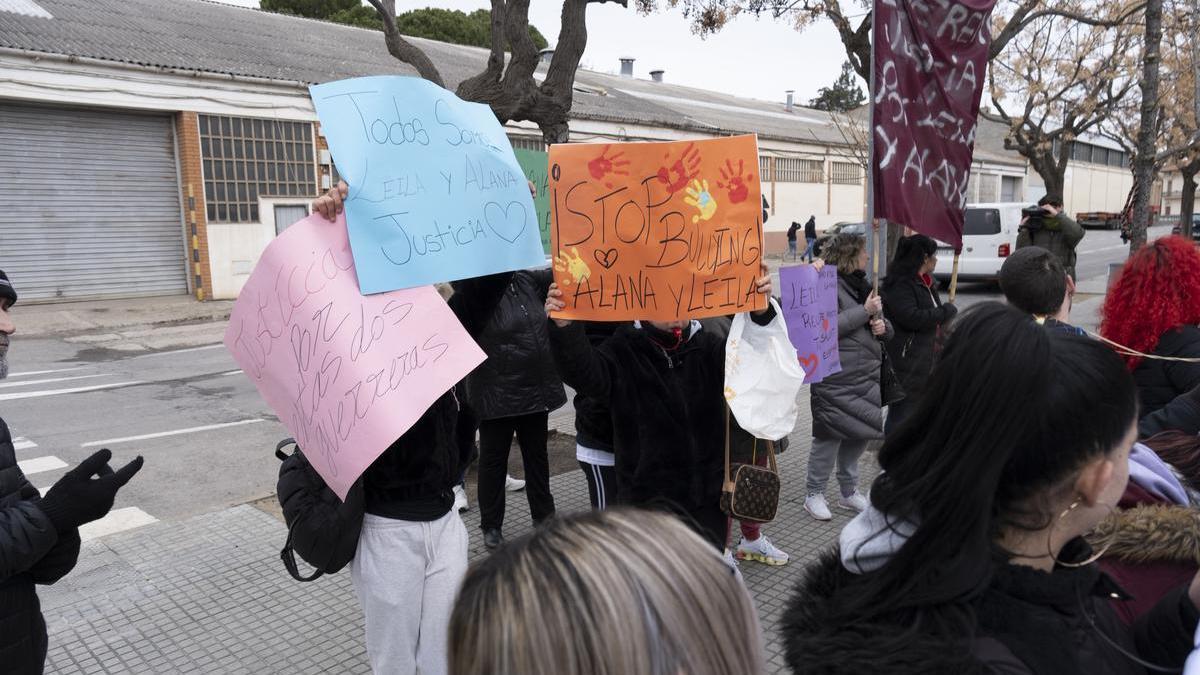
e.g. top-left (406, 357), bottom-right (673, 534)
top-left (587, 146), bottom-right (631, 189)
top-left (717, 158), bottom-right (754, 204)
top-left (656, 142), bottom-right (702, 195)
top-left (554, 247), bottom-right (592, 286)
top-left (684, 179), bottom-right (718, 224)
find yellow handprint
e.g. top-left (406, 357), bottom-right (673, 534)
top-left (684, 179), bottom-right (718, 224)
top-left (554, 247), bottom-right (592, 286)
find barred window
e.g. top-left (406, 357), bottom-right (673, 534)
top-left (830, 162), bottom-right (861, 185)
top-left (199, 115), bottom-right (316, 223)
top-left (509, 135), bottom-right (547, 152)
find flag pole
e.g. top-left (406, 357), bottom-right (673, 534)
top-left (866, 7), bottom-right (880, 292)
top-left (948, 251), bottom-right (962, 303)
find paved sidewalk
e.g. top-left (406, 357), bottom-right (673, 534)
top-left (42, 390), bottom-right (876, 675)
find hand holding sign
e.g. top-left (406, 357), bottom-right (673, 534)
top-left (548, 135), bottom-right (765, 322)
top-left (310, 76), bottom-right (545, 294)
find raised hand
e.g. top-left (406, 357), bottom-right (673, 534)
top-left (656, 142), bottom-right (701, 195)
top-left (545, 283), bottom-right (571, 327)
top-left (313, 180), bottom-right (349, 222)
top-left (587, 146), bottom-right (631, 188)
top-left (717, 159), bottom-right (754, 204)
top-left (684, 179), bottom-right (718, 223)
top-left (554, 247), bottom-right (592, 286)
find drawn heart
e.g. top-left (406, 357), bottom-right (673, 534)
top-left (593, 248), bottom-right (619, 269)
top-left (822, 317), bottom-right (830, 332)
top-left (484, 201), bottom-right (529, 244)
top-left (798, 353), bottom-right (819, 374)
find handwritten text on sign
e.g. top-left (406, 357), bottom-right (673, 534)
top-left (548, 135), bottom-right (765, 321)
top-left (223, 213), bottom-right (485, 500)
top-left (871, 0), bottom-right (997, 250)
top-left (310, 76), bottom-right (545, 294)
top-left (780, 265), bottom-right (842, 384)
top-left (515, 148), bottom-right (552, 254)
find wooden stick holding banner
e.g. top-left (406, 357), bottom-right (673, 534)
top-left (948, 250), bottom-right (962, 303)
top-left (871, 219), bottom-right (881, 293)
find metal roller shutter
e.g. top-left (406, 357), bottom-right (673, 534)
top-left (0, 102), bottom-right (187, 301)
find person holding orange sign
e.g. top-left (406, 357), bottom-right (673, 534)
top-left (543, 263), bottom-right (781, 557)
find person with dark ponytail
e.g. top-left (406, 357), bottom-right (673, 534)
top-left (783, 303), bottom-right (1200, 674)
top-left (880, 235), bottom-right (957, 433)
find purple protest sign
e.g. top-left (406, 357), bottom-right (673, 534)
top-left (780, 265), bottom-right (842, 384)
top-left (871, 0), bottom-right (998, 251)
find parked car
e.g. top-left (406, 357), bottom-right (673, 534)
top-left (1171, 214), bottom-right (1200, 240)
top-left (813, 222), bottom-right (867, 259)
top-left (932, 202), bottom-right (1025, 283)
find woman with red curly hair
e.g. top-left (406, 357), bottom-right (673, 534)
top-left (1101, 236), bottom-right (1200, 419)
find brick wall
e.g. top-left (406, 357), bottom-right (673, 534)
top-left (174, 111), bottom-right (214, 301)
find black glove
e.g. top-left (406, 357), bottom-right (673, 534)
top-left (38, 449), bottom-right (144, 533)
top-left (941, 303), bottom-right (959, 321)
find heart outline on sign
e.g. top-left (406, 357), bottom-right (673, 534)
top-left (799, 353), bottom-right (819, 374)
top-left (593, 248), bottom-right (619, 269)
top-left (484, 201), bottom-right (529, 243)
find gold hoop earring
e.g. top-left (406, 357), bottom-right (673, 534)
top-left (1047, 499), bottom-right (1116, 569)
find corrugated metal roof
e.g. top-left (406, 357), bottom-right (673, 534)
top-left (0, 0), bottom-right (851, 145)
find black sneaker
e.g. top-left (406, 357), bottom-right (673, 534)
top-left (483, 528), bottom-right (504, 550)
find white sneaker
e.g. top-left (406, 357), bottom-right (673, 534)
top-left (722, 548), bottom-right (745, 583)
top-left (804, 493), bottom-right (833, 521)
top-left (453, 485), bottom-right (468, 513)
top-left (838, 490), bottom-right (868, 513)
top-left (736, 535), bottom-right (790, 566)
top-left (505, 474), bottom-right (526, 492)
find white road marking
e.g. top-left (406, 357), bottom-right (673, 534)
top-left (0, 381), bottom-right (142, 402)
top-left (78, 507), bottom-right (158, 542)
top-left (12, 437), bottom-right (37, 451)
top-left (81, 418), bottom-right (267, 447)
top-left (0, 374), bottom-right (107, 389)
top-left (131, 344), bottom-right (224, 359)
top-left (18, 456), bottom-right (67, 475)
top-left (220, 370), bottom-right (243, 377)
top-left (6, 367), bottom-right (88, 378)
top-left (1079, 243), bottom-right (1133, 255)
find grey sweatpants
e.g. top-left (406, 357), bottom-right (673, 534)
top-left (806, 437), bottom-right (868, 495)
top-left (351, 511), bottom-right (469, 675)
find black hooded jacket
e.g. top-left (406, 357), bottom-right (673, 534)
top-left (0, 417), bottom-right (81, 673)
top-left (783, 542), bottom-right (1197, 675)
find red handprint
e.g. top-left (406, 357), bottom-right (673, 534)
top-left (656, 142), bottom-right (702, 195)
top-left (717, 158), bottom-right (754, 204)
top-left (587, 146), bottom-right (630, 188)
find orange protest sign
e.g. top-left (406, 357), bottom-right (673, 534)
top-left (548, 135), bottom-right (765, 321)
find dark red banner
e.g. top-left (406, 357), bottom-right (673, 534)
top-left (871, 0), bottom-right (997, 251)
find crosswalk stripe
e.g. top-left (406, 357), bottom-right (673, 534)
top-left (81, 418), bottom-right (267, 447)
top-left (78, 507), bottom-right (158, 542)
top-left (6, 367), bottom-right (87, 378)
top-left (12, 437), bottom-right (37, 451)
top-left (0, 374), bottom-right (107, 389)
top-left (18, 456), bottom-right (67, 475)
top-left (0, 381), bottom-right (142, 402)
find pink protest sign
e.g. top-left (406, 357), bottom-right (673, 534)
top-left (224, 213), bottom-right (485, 499)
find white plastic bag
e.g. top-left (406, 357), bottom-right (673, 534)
top-left (724, 297), bottom-right (806, 439)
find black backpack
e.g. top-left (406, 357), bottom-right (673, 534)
top-left (274, 438), bottom-right (364, 582)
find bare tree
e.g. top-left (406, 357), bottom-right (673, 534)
top-left (367, 0), bottom-right (625, 144)
top-left (1129, 0), bottom-right (1164, 250)
top-left (982, 5), bottom-right (1142, 199)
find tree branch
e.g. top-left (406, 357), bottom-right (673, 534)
top-left (367, 0), bottom-right (446, 88)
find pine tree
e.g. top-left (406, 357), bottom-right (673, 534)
top-left (808, 62), bottom-right (865, 112)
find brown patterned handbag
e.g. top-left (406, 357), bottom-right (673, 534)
top-left (720, 408), bottom-right (781, 524)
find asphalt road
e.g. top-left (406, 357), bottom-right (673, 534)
top-left (1, 223), bottom-right (1171, 541)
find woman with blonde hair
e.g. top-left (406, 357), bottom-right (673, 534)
top-left (805, 234), bottom-right (893, 521)
top-left (448, 509), bottom-right (764, 675)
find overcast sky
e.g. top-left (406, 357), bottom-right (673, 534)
top-left (211, 0), bottom-right (852, 104)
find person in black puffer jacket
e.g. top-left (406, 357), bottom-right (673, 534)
top-left (0, 271), bottom-right (143, 675)
top-left (881, 235), bottom-right (957, 434)
top-left (453, 269), bottom-right (566, 549)
top-left (544, 267), bottom-right (776, 552)
top-left (783, 304), bottom-right (1198, 675)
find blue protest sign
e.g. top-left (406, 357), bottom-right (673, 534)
top-left (310, 76), bottom-right (545, 294)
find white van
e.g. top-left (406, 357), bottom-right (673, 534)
top-left (932, 202), bottom-right (1025, 283)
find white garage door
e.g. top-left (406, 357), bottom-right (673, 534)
top-left (0, 101), bottom-right (186, 300)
